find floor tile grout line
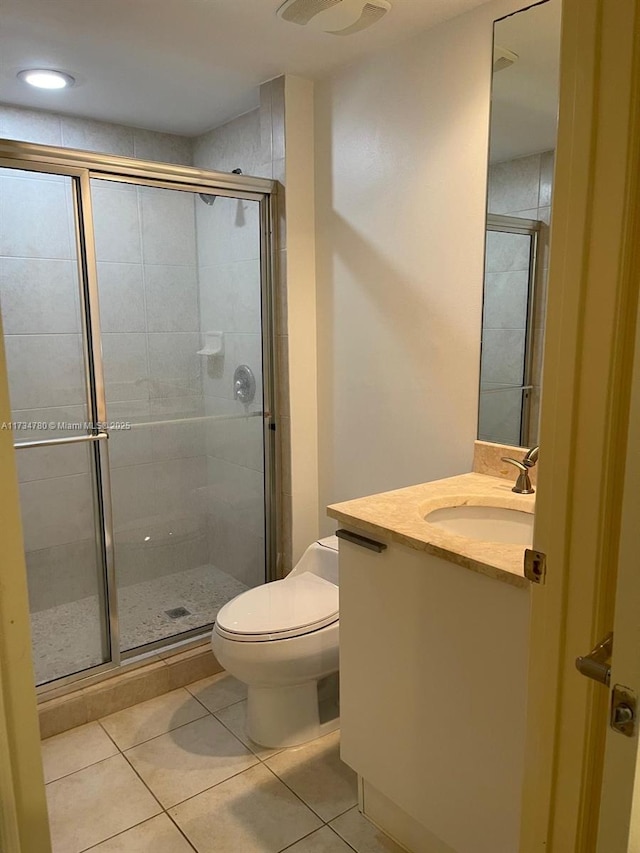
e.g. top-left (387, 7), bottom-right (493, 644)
top-left (155, 757), bottom-right (262, 813)
top-left (325, 821), bottom-right (361, 853)
top-left (78, 813), bottom-right (175, 853)
top-left (261, 760), bottom-right (333, 826)
top-left (209, 702), bottom-right (284, 763)
top-left (96, 702), bottom-right (212, 752)
top-left (118, 745), bottom-right (172, 812)
top-left (45, 683), bottom-right (359, 850)
top-left (43, 749), bottom-right (120, 787)
top-left (276, 823), bottom-right (332, 853)
top-left (276, 822), bottom-right (361, 853)
top-left (328, 803), bottom-right (361, 824)
top-left (183, 678), bottom-right (248, 713)
top-left (162, 811), bottom-right (201, 853)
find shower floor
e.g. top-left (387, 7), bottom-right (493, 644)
top-left (31, 564), bottom-right (249, 686)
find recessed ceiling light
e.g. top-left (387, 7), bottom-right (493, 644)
top-left (17, 69), bottom-right (75, 90)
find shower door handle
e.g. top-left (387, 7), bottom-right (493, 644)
top-left (13, 432), bottom-right (109, 450)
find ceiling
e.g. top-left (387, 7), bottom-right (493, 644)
top-left (1, 0), bottom-right (495, 136)
top-left (489, 0), bottom-right (561, 162)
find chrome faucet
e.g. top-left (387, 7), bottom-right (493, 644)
top-left (501, 445), bottom-right (539, 495)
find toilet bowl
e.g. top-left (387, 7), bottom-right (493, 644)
top-left (211, 536), bottom-right (339, 748)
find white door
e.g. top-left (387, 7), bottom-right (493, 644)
top-left (594, 291), bottom-right (640, 851)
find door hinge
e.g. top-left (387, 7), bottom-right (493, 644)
top-left (524, 548), bottom-right (547, 584)
top-left (611, 684), bottom-right (637, 737)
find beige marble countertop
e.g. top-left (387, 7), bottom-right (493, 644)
top-left (327, 472), bottom-right (535, 589)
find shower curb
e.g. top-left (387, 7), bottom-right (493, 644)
top-left (38, 641), bottom-right (223, 739)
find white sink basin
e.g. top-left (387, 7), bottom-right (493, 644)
top-left (424, 505), bottom-right (534, 546)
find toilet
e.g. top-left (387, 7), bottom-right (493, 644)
top-left (211, 536), bottom-right (339, 749)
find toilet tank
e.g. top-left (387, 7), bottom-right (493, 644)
top-left (289, 535), bottom-right (339, 586)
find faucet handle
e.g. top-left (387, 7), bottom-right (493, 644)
top-left (501, 457), bottom-right (535, 495)
top-left (501, 456), bottom-right (527, 472)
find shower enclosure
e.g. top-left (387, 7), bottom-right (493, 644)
top-left (478, 213), bottom-right (542, 447)
top-left (0, 141), bottom-right (277, 690)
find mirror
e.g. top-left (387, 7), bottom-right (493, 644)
top-left (478, 0), bottom-right (561, 447)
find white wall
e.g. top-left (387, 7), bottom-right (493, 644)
top-left (315, 0), bottom-right (531, 532)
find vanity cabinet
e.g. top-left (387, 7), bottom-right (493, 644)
top-left (338, 533), bottom-right (531, 853)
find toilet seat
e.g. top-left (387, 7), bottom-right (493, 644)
top-left (215, 574), bottom-right (339, 642)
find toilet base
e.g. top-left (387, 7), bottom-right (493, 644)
top-left (246, 680), bottom-right (340, 748)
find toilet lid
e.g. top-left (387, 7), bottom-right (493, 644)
top-left (215, 575), bottom-right (339, 642)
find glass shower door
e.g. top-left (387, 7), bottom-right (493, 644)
top-left (90, 176), bottom-right (268, 654)
top-left (478, 221), bottom-right (539, 446)
top-left (0, 166), bottom-right (112, 685)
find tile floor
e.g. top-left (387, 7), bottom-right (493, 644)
top-left (31, 565), bottom-right (248, 684)
top-left (42, 671), bottom-right (406, 853)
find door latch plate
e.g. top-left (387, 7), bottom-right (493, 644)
top-left (524, 549), bottom-right (547, 584)
top-left (611, 684), bottom-right (637, 737)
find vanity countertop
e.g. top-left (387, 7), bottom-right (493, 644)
top-left (327, 472), bottom-right (535, 589)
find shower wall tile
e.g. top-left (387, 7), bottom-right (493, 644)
top-left (102, 333), bottom-right (150, 403)
top-left (193, 97), bottom-right (276, 583)
top-left (1, 108), bottom-right (209, 619)
top-left (207, 514), bottom-right (265, 589)
top-left (485, 230), bottom-right (530, 274)
top-left (150, 394), bottom-right (204, 421)
top-left (0, 175), bottom-right (73, 259)
top-left (539, 151), bottom-right (555, 208)
top-left (206, 456), bottom-right (265, 539)
top-left (61, 116), bottom-right (135, 158)
top-left (110, 463), bottom-right (159, 530)
top-left (481, 330), bottom-right (526, 386)
top-left (488, 153), bottom-right (541, 215)
top-left (199, 260), bottom-right (262, 334)
top-left (133, 129), bottom-right (193, 167)
top-left (147, 333), bottom-right (201, 398)
top-left (96, 262), bottom-right (146, 333)
top-left (0, 104), bottom-right (194, 167)
top-left (482, 149), bottom-right (555, 446)
top-left (478, 386), bottom-right (523, 446)
top-left (140, 188), bottom-right (197, 266)
top-left (16, 442), bottom-right (89, 484)
top-left (200, 333), bottom-right (262, 406)
top-left (195, 197), bottom-right (260, 268)
top-left (145, 265), bottom-right (199, 332)
top-left (193, 109), bottom-right (262, 175)
top-left (11, 413), bottom-right (91, 466)
top-left (19, 473), bottom-right (95, 551)
top-left (271, 77), bottom-right (286, 162)
top-left (109, 417), bottom-right (154, 470)
top-left (482, 271), bottom-right (529, 330)
top-left (5, 334), bottom-right (85, 410)
top-left (154, 457), bottom-right (207, 519)
top-left (0, 105), bottom-right (63, 146)
top-left (204, 403), bottom-right (264, 473)
top-left (92, 184), bottom-right (143, 264)
top-left (151, 417), bottom-right (206, 462)
top-left (26, 539), bottom-right (100, 612)
top-left (0, 258), bottom-right (80, 335)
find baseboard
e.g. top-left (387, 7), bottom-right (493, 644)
top-left (38, 641), bottom-right (223, 739)
top-left (361, 778), bottom-right (458, 853)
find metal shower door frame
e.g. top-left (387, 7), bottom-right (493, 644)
top-left (482, 213), bottom-right (542, 447)
top-left (0, 139), bottom-right (279, 696)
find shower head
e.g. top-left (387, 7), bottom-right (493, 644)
top-left (198, 168), bottom-right (243, 206)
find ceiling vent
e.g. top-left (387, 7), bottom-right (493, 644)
top-left (493, 45), bottom-right (519, 72)
top-left (276, 0), bottom-right (391, 35)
